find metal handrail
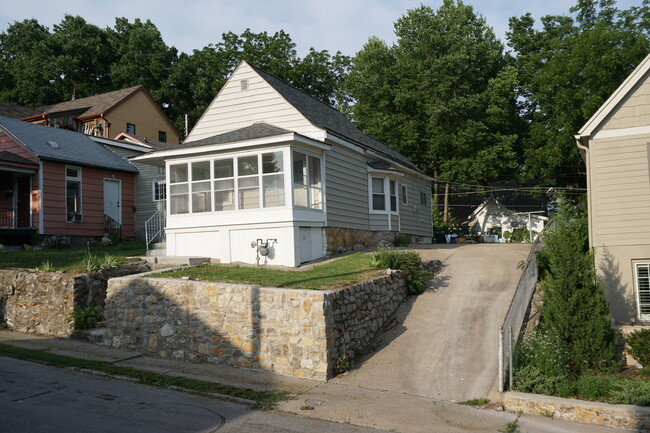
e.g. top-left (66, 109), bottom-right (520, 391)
top-left (104, 214), bottom-right (122, 241)
top-left (0, 207), bottom-right (35, 229)
top-left (145, 210), bottom-right (166, 250)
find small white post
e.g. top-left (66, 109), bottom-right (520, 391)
top-left (498, 325), bottom-right (504, 393)
top-left (509, 325), bottom-right (514, 391)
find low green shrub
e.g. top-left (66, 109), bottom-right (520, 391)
top-left (371, 248), bottom-right (430, 295)
top-left (574, 375), bottom-right (614, 401)
top-left (626, 329), bottom-right (650, 367)
top-left (68, 305), bottom-right (104, 330)
top-left (610, 379), bottom-right (650, 406)
top-left (394, 236), bottom-right (410, 247)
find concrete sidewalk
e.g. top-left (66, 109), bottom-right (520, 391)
top-left (0, 330), bottom-right (628, 433)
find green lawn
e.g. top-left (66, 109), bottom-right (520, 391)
top-left (151, 252), bottom-right (383, 290)
top-left (0, 242), bottom-right (146, 272)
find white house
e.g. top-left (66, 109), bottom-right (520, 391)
top-left (465, 197), bottom-right (547, 242)
top-left (134, 61), bottom-right (433, 267)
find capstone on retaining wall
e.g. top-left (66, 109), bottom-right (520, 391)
top-left (103, 270), bottom-right (408, 380)
top-left (503, 391), bottom-right (650, 432)
top-left (0, 264), bottom-right (149, 337)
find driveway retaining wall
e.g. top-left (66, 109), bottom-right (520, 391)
top-left (103, 270), bottom-right (407, 380)
top-left (503, 391), bottom-right (650, 432)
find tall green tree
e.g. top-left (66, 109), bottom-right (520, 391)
top-left (345, 1), bottom-right (522, 215)
top-left (508, 0), bottom-right (650, 187)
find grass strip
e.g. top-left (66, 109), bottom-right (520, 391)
top-left (150, 252), bottom-right (382, 290)
top-left (0, 342), bottom-right (291, 410)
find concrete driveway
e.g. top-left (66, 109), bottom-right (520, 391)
top-left (335, 243), bottom-right (532, 402)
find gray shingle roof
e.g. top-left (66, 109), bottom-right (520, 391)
top-left (0, 102), bottom-right (40, 119)
top-left (0, 151), bottom-right (37, 166)
top-left (246, 62), bottom-right (420, 172)
top-left (0, 116), bottom-right (137, 173)
top-left (36, 86), bottom-right (142, 117)
top-left (181, 123), bottom-right (292, 149)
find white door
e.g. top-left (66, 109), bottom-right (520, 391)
top-left (300, 227), bottom-right (312, 263)
top-left (104, 179), bottom-right (121, 223)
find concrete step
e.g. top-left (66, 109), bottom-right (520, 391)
top-left (71, 327), bottom-right (105, 344)
top-left (140, 256), bottom-right (215, 268)
top-left (150, 242), bottom-right (166, 250)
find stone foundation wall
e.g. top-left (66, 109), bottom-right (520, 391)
top-left (326, 270), bottom-right (407, 363)
top-left (0, 264), bottom-right (149, 337)
top-left (326, 227), bottom-right (396, 254)
top-left (103, 272), bottom-right (408, 380)
top-left (503, 391), bottom-right (650, 432)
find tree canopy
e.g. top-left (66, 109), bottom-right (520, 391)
top-left (0, 18), bottom-right (349, 136)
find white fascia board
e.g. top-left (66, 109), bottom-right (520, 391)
top-left (578, 53), bottom-right (650, 138)
top-left (132, 133), bottom-right (329, 163)
top-left (324, 132), bottom-right (432, 180)
top-left (89, 136), bottom-right (152, 152)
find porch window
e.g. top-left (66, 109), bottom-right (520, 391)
top-left (191, 161), bottom-right (211, 213)
top-left (262, 151), bottom-right (284, 207)
top-left (636, 263), bottom-right (650, 321)
top-left (66, 166), bottom-right (82, 222)
top-left (292, 151), bottom-right (322, 209)
top-left (237, 155), bottom-right (259, 209)
top-left (169, 164), bottom-right (189, 214)
top-left (214, 158), bottom-right (235, 211)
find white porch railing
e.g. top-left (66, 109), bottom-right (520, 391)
top-left (145, 210), bottom-right (166, 250)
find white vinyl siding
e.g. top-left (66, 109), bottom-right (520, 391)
top-left (186, 63), bottom-right (323, 143)
top-left (601, 79), bottom-right (650, 131)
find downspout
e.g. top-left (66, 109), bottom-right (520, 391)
top-left (575, 135), bottom-right (593, 249)
top-left (38, 160), bottom-right (44, 234)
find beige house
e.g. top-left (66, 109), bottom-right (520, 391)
top-left (22, 86), bottom-right (180, 144)
top-left (575, 53), bottom-right (650, 328)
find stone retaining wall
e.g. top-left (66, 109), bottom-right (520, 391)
top-left (503, 391), bottom-right (650, 432)
top-left (325, 227), bottom-right (395, 254)
top-left (0, 264), bottom-right (149, 337)
top-left (326, 270), bottom-right (407, 363)
top-left (103, 271), bottom-right (408, 380)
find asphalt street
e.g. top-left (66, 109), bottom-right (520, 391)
top-left (0, 356), bottom-right (386, 433)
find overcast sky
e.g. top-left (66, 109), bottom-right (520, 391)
top-left (0, 0), bottom-right (641, 56)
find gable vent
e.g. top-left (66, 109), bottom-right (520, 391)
top-left (47, 141), bottom-right (59, 149)
top-left (240, 79), bottom-right (249, 91)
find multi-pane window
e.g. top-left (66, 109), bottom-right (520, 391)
top-left (237, 155), bottom-right (259, 209)
top-left (65, 166), bottom-right (82, 222)
top-left (370, 176), bottom-right (398, 213)
top-left (191, 161), bottom-right (211, 213)
top-left (371, 177), bottom-right (385, 211)
top-left (214, 159), bottom-right (235, 211)
top-left (292, 151), bottom-right (322, 209)
top-left (636, 263), bottom-right (650, 321)
top-left (153, 180), bottom-right (166, 202)
top-left (169, 151), bottom-right (288, 215)
top-left (262, 151), bottom-right (284, 207)
top-left (169, 164), bottom-right (189, 214)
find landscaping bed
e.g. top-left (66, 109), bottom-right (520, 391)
top-left (0, 241), bottom-right (146, 272)
top-left (150, 252), bottom-right (382, 290)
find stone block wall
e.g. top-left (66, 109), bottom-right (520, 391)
top-left (0, 263), bottom-right (149, 337)
top-left (503, 391), bottom-right (650, 432)
top-left (103, 271), bottom-right (408, 380)
top-left (326, 270), bottom-right (407, 363)
top-left (326, 227), bottom-right (395, 254)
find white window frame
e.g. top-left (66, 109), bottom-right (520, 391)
top-left (292, 150), bottom-right (323, 210)
top-left (401, 184), bottom-right (408, 205)
top-left (152, 179), bottom-right (166, 202)
top-left (420, 191), bottom-right (428, 206)
top-left (368, 174), bottom-right (400, 215)
top-left (65, 165), bottom-right (82, 223)
top-left (635, 262), bottom-right (650, 322)
top-left (166, 148), bottom-right (289, 215)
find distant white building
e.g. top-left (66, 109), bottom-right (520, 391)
top-left (465, 197), bottom-right (548, 241)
